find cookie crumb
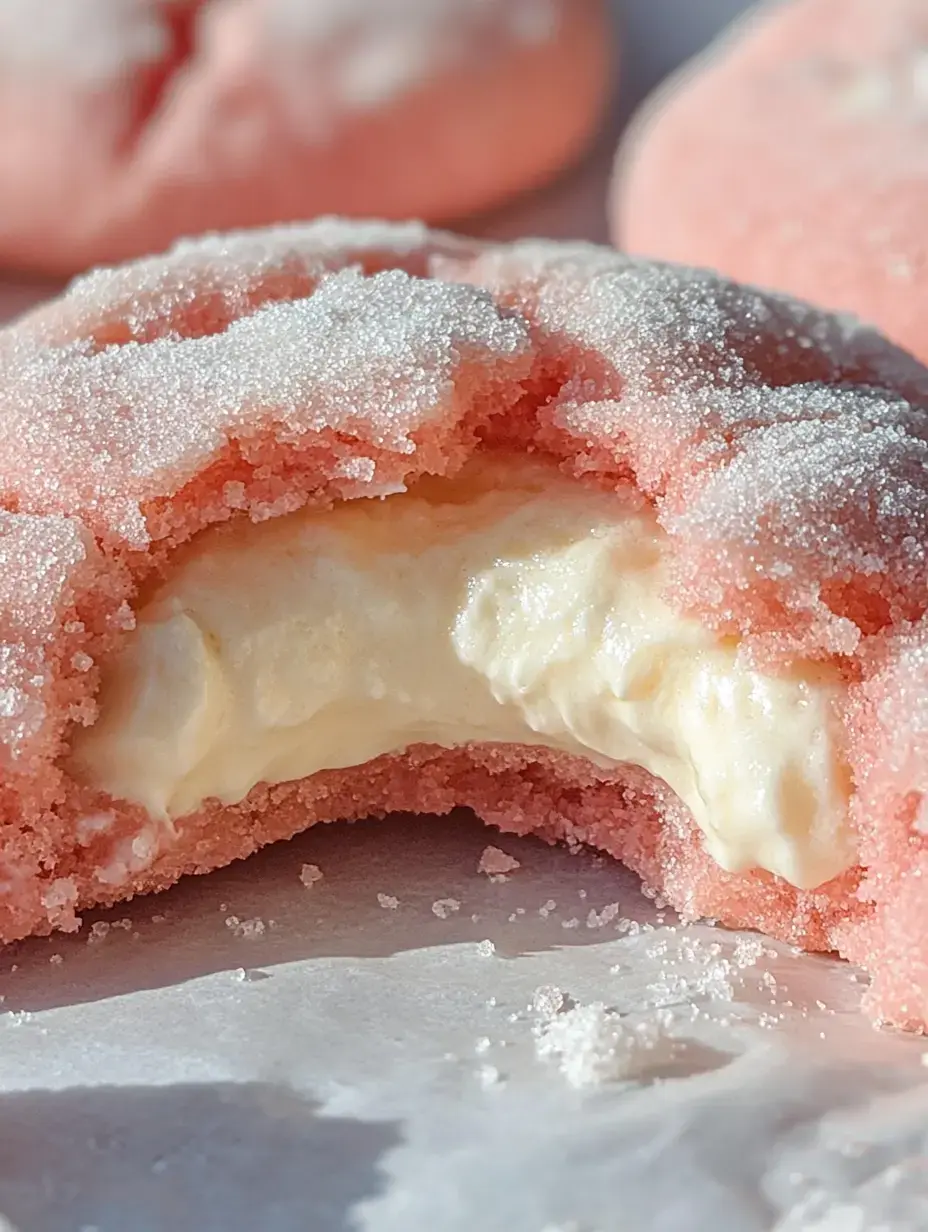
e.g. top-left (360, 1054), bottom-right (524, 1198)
top-left (478, 846), bottom-right (521, 879)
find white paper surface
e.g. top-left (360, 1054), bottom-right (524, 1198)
top-left (4, 4), bottom-right (928, 1230)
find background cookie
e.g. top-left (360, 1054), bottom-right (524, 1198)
top-left (612, 0), bottom-right (928, 362)
top-left (0, 0), bottom-right (610, 275)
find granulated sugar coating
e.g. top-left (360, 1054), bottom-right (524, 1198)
top-left (1, 218), bottom-right (928, 1028)
top-left (0, 0), bottom-right (610, 275)
top-left (612, 0), bottom-right (928, 363)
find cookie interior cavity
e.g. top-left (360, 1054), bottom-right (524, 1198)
top-left (72, 454), bottom-right (853, 890)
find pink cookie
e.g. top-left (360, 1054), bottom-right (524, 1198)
top-left (2, 218), bottom-right (928, 1030)
top-left (0, 0), bottom-right (610, 275)
top-left (612, 0), bottom-right (928, 363)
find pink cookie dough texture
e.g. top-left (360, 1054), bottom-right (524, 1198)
top-left (612, 0), bottom-right (928, 363)
top-left (0, 0), bottom-right (610, 276)
top-left (2, 218), bottom-right (928, 1029)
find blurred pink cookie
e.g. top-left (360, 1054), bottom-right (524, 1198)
top-left (612, 0), bottom-right (928, 362)
top-left (0, 0), bottom-right (610, 275)
top-left (2, 219), bottom-right (928, 1029)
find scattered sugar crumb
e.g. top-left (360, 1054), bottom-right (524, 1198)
top-left (377, 893), bottom-right (399, 910)
top-left (532, 985), bottom-right (567, 1018)
top-left (538, 899), bottom-right (557, 918)
top-left (586, 903), bottom-right (621, 929)
top-left (476, 939), bottom-right (496, 957)
top-left (431, 898), bottom-right (460, 919)
top-left (644, 936), bottom-right (737, 1006)
top-left (535, 1002), bottom-right (664, 1088)
top-left (478, 845), bottom-right (521, 880)
top-left (561, 917), bottom-right (580, 930)
top-left (300, 863), bottom-right (324, 888)
top-left (475, 1036), bottom-right (492, 1055)
top-left (477, 1064), bottom-right (502, 1089)
top-left (49, 953), bottom-right (63, 966)
top-left (641, 886), bottom-right (670, 910)
top-left (226, 916), bottom-right (266, 940)
top-left (732, 937), bottom-right (765, 968)
top-left (87, 921), bottom-right (110, 944)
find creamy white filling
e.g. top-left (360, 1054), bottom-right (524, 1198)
top-left (71, 456), bottom-right (855, 890)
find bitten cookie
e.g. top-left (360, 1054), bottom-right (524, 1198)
top-left (2, 219), bottom-right (928, 1029)
top-left (0, 0), bottom-right (610, 274)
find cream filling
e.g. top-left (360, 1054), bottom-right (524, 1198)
top-left (71, 456), bottom-right (855, 891)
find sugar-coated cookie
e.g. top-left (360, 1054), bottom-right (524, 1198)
top-left (2, 219), bottom-right (928, 1030)
top-left (0, 0), bottom-right (610, 274)
top-left (613, 0), bottom-right (928, 362)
